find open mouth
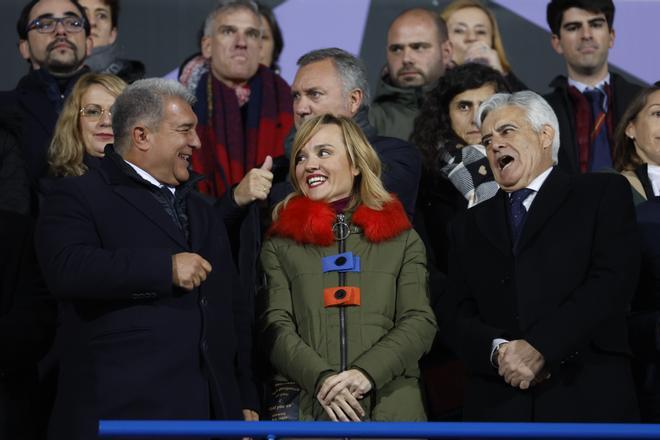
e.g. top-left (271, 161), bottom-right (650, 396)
top-left (177, 153), bottom-right (191, 163)
top-left (497, 155), bottom-right (514, 170)
top-left (307, 175), bottom-right (327, 188)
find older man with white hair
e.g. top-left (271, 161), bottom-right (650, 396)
top-left (441, 90), bottom-right (640, 421)
top-left (36, 78), bottom-right (258, 440)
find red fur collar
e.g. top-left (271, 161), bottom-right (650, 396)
top-left (268, 195), bottom-right (411, 246)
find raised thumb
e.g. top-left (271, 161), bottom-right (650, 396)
top-left (260, 155), bottom-right (273, 171)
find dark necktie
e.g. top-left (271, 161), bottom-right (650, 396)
top-left (583, 88), bottom-right (612, 171)
top-left (508, 188), bottom-right (534, 246)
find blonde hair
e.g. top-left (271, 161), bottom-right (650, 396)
top-left (441, 0), bottom-right (512, 74)
top-left (48, 73), bottom-right (127, 177)
top-left (274, 114), bottom-right (391, 220)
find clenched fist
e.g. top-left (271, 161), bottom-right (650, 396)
top-left (172, 252), bottom-right (212, 290)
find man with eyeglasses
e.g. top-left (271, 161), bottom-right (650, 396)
top-left (0, 0), bottom-right (92, 211)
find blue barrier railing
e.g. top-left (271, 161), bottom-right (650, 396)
top-left (98, 421), bottom-right (660, 438)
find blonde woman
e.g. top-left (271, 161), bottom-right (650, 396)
top-left (48, 72), bottom-right (126, 177)
top-left (260, 114), bottom-right (436, 422)
top-left (441, 0), bottom-right (526, 91)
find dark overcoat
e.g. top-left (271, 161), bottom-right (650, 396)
top-left (36, 155), bottom-right (257, 439)
top-left (443, 169), bottom-right (640, 421)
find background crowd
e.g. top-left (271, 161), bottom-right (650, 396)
top-left (0, 0), bottom-right (657, 439)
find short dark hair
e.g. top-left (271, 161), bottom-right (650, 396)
top-left (546, 0), bottom-right (615, 35)
top-left (411, 63), bottom-right (510, 170)
top-left (101, 0), bottom-right (120, 29)
top-left (17, 0), bottom-right (90, 40)
top-left (257, 2), bottom-right (283, 71)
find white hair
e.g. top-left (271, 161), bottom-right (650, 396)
top-left (476, 91), bottom-right (560, 164)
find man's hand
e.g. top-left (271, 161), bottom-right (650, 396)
top-left (171, 252), bottom-right (212, 290)
top-left (318, 369), bottom-right (372, 403)
top-left (497, 339), bottom-right (545, 389)
top-left (233, 155), bottom-right (274, 207)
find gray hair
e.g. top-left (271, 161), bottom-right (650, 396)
top-left (297, 48), bottom-right (371, 106)
top-left (476, 91), bottom-right (561, 164)
top-left (203, 0), bottom-right (260, 37)
top-left (112, 78), bottom-right (196, 154)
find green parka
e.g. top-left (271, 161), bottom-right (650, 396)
top-left (260, 196), bottom-right (437, 421)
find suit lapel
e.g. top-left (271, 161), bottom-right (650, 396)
top-left (518, 169), bottom-right (570, 252)
top-left (100, 155), bottom-right (188, 249)
top-left (475, 190), bottom-right (512, 256)
top-left (114, 186), bottom-right (188, 249)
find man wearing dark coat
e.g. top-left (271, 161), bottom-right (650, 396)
top-left (443, 90), bottom-right (639, 421)
top-left (0, 0), bottom-right (92, 191)
top-left (35, 78), bottom-right (258, 439)
top-left (543, 0), bottom-right (642, 174)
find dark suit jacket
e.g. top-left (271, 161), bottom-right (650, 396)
top-left (35, 154), bottom-right (258, 440)
top-left (543, 73), bottom-right (642, 174)
top-left (443, 169), bottom-right (640, 421)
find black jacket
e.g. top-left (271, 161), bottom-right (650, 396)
top-left (35, 151), bottom-right (258, 439)
top-left (444, 169), bottom-right (640, 421)
top-left (543, 73), bottom-right (642, 174)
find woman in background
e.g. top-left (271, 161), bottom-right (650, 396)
top-left (612, 84), bottom-right (660, 422)
top-left (260, 114), bottom-right (436, 421)
top-left (48, 73), bottom-right (127, 177)
top-left (410, 62), bottom-right (509, 421)
top-left (441, 0), bottom-right (526, 91)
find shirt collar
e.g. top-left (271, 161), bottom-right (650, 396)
top-left (568, 73), bottom-right (611, 94)
top-left (124, 160), bottom-right (175, 194)
top-left (508, 166), bottom-right (553, 197)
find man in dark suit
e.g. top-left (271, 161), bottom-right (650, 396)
top-left (35, 78), bottom-right (258, 439)
top-left (443, 90), bottom-right (639, 421)
top-left (0, 0), bottom-right (92, 190)
top-left (543, 0), bottom-right (641, 174)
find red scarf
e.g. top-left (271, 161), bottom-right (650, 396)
top-left (567, 84), bottom-right (614, 173)
top-left (191, 66), bottom-right (293, 197)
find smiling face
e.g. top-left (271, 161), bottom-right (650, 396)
top-left (145, 97), bottom-right (201, 186)
top-left (446, 6), bottom-right (493, 65)
top-left (294, 124), bottom-right (360, 203)
top-left (626, 90), bottom-right (660, 166)
top-left (19, 0), bottom-right (92, 74)
top-left (292, 59), bottom-right (361, 128)
top-left (78, 0), bottom-right (116, 48)
top-left (550, 7), bottom-right (614, 83)
top-left (386, 10), bottom-right (450, 88)
top-left (481, 105), bottom-right (554, 191)
top-left (78, 84), bottom-right (116, 156)
top-left (449, 83), bottom-right (496, 145)
top-left (202, 7), bottom-right (261, 88)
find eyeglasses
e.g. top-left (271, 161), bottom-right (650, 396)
top-left (80, 104), bottom-right (112, 120)
top-left (26, 16), bottom-right (85, 34)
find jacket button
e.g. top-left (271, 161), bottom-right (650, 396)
top-left (200, 296), bottom-right (208, 307)
top-left (500, 276), bottom-right (510, 284)
top-left (335, 256), bottom-right (347, 266)
top-left (334, 289), bottom-right (346, 299)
